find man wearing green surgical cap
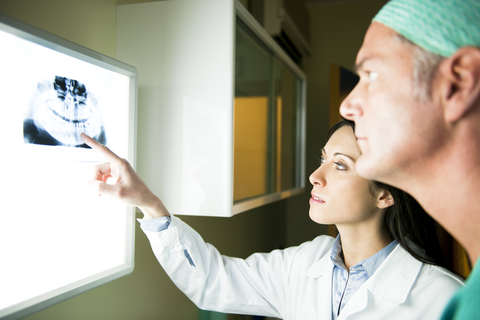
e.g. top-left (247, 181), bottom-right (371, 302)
top-left (340, 0), bottom-right (480, 319)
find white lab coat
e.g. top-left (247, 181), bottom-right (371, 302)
top-left (142, 214), bottom-right (464, 320)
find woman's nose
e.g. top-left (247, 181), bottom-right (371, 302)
top-left (309, 167), bottom-right (326, 187)
top-left (339, 85), bottom-right (363, 121)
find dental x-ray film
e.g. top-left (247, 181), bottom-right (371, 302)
top-left (24, 76), bottom-right (107, 148)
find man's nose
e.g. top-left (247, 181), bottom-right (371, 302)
top-left (339, 85), bottom-right (363, 121)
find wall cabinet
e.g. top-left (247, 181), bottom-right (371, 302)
top-left (116, 0), bottom-right (306, 217)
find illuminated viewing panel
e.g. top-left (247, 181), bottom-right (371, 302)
top-left (0, 14), bottom-right (137, 320)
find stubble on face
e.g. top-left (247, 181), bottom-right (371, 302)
top-left (344, 22), bottom-right (445, 187)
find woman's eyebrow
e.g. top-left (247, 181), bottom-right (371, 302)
top-left (334, 152), bottom-right (355, 162)
top-left (322, 148), bottom-right (355, 162)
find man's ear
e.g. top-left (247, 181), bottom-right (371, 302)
top-left (377, 190), bottom-right (394, 209)
top-left (437, 47), bottom-right (480, 123)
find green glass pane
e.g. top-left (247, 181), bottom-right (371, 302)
top-left (234, 20), bottom-right (273, 201)
top-left (273, 58), bottom-right (299, 192)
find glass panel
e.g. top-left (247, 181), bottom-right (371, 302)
top-left (234, 19), bottom-right (303, 203)
top-left (233, 20), bottom-right (273, 201)
top-left (273, 58), bottom-right (299, 192)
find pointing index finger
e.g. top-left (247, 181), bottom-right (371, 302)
top-left (81, 133), bottom-right (122, 164)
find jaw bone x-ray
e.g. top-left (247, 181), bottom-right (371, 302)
top-left (23, 75), bottom-right (106, 148)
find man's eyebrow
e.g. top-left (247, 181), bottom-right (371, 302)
top-left (354, 58), bottom-right (370, 74)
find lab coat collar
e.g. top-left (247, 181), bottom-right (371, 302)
top-left (306, 251), bottom-right (332, 278)
top-left (363, 244), bottom-right (423, 305)
top-left (305, 243), bottom-right (423, 318)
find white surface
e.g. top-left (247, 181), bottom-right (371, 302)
top-left (117, 0), bottom-right (235, 217)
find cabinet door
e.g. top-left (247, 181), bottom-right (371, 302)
top-left (234, 20), bottom-right (273, 201)
top-left (273, 57), bottom-right (302, 194)
top-left (233, 17), bottom-right (305, 207)
top-left (117, 0), bottom-right (236, 217)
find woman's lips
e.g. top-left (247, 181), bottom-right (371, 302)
top-left (310, 193), bottom-right (325, 204)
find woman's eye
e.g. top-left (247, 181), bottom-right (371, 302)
top-left (316, 155), bottom-right (325, 166)
top-left (334, 162), bottom-right (347, 170)
top-left (368, 71), bottom-right (378, 81)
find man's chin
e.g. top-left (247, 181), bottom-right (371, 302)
top-left (355, 153), bottom-right (384, 181)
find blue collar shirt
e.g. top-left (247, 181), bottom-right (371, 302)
top-left (330, 235), bottom-right (398, 320)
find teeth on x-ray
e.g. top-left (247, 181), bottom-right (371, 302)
top-left (24, 76), bottom-right (106, 147)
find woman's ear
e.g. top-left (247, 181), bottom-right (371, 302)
top-left (377, 190), bottom-right (394, 209)
top-left (437, 47), bottom-right (480, 123)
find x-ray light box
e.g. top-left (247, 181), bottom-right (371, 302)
top-left (0, 13), bottom-right (137, 320)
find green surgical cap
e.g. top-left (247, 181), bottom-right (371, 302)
top-left (373, 0), bottom-right (480, 57)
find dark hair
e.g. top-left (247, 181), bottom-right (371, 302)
top-left (327, 119), bottom-right (447, 268)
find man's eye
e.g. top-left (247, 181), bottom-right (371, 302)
top-left (369, 72), bottom-right (378, 81)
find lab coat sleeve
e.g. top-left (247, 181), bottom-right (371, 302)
top-left (141, 214), bottom-right (296, 318)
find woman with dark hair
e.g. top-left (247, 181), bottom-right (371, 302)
top-left (81, 121), bottom-right (463, 320)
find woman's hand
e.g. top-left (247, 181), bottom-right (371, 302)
top-left (81, 133), bottom-right (169, 219)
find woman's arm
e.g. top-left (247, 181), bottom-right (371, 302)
top-left (141, 214), bottom-right (291, 318)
